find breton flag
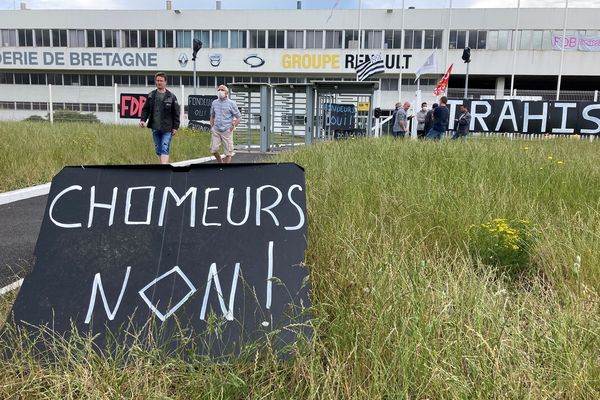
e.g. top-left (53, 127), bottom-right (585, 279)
top-left (433, 64), bottom-right (453, 96)
top-left (414, 51), bottom-right (437, 82)
top-left (355, 53), bottom-right (386, 81)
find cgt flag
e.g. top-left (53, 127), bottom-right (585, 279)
top-left (355, 53), bottom-right (386, 82)
top-left (433, 64), bottom-right (453, 96)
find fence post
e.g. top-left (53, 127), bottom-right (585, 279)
top-left (594, 90), bottom-right (598, 102)
top-left (180, 84), bottom-right (185, 127)
top-left (114, 83), bottom-right (118, 124)
top-left (48, 84), bottom-right (54, 124)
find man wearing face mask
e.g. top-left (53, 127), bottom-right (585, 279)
top-left (210, 84), bottom-right (241, 163)
top-left (416, 102), bottom-right (428, 139)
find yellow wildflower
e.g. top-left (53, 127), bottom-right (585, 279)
top-left (557, 161), bottom-right (564, 165)
top-left (547, 156), bottom-right (553, 160)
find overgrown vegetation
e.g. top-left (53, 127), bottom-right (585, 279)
top-left (1, 134), bottom-right (599, 398)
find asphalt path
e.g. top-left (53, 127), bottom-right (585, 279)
top-left (0, 152), bottom-right (276, 289)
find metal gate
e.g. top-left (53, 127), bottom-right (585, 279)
top-left (229, 83), bottom-right (266, 151)
top-left (271, 84), bottom-right (313, 148)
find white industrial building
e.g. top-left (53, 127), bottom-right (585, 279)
top-left (0, 2), bottom-right (599, 123)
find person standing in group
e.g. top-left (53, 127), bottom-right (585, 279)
top-left (139, 72), bottom-right (180, 164)
top-left (425, 96), bottom-right (449, 140)
top-left (416, 102), bottom-right (428, 139)
top-left (210, 84), bottom-right (241, 163)
top-left (423, 103), bottom-right (437, 139)
top-left (392, 101), bottom-right (411, 138)
top-left (452, 104), bottom-right (472, 140)
top-left (391, 102), bottom-right (401, 138)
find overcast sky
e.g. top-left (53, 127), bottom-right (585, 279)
top-left (0, 0), bottom-right (595, 10)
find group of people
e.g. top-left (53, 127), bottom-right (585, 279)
top-left (391, 97), bottom-right (472, 140)
top-left (139, 72), bottom-right (241, 164)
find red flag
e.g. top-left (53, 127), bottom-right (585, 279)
top-left (433, 64), bottom-right (453, 96)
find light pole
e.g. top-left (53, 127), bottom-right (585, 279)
top-left (192, 39), bottom-right (202, 95)
top-left (462, 47), bottom-right (471, 99)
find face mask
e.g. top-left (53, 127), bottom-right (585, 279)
top-left (422, 107), bottom-right (427, 111)
top-left (217, 91), bottom-right (226, 99)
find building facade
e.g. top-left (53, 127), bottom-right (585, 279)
top-left (0, 6), bottom-right (599, 122)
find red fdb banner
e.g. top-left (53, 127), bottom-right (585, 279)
top-left (433, 64), bottom-right (453, 96)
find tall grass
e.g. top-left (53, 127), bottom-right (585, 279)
top-left (0, 122), bottom-right (211, 192)
top-left (1, 136), bottom-right (599, 398)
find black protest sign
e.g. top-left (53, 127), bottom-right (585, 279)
top-left (119, 93), bottom-right (148, 119)
top-left (322, 103), bottom-right (355, 130)
top-left (577, 102), bottom-right (600, 135)
top-left (9, 164), bottom-right (310, 355)
top-left (188, 95), bottom-right (214, 122)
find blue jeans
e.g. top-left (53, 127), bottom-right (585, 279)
top-left (425, 128), bottom-right (444, 140)
top-left (391, 130), bottom-right (406, 138)
top-left (451, 131), bottom-right (468, 140)
top-left (152, 129), bottom-right (172, 155)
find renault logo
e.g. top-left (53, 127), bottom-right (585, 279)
top-left (209, 53), bottom-right (222, 67)
top-left (243, 54), bottom-right (265, 68)
top-left (178, 53), bottom-right (189, 68)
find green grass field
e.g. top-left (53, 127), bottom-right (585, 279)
top-left (0, 127), bottom-right (599, 398)
top-left (0, 121), bottom-right (212, 192)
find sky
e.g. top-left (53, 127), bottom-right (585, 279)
top-left (0, 0), bottom-right (595, 10)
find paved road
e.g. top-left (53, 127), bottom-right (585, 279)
top-left (0, 152), bottom-right (276, 289)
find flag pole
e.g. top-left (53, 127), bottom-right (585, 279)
top-left (443, 0), bottom-right (453, 99)
top-left (356, 0), bottom-right (362, 82)
top-left (556, 0), bottom-right (569, 101)
top-left (509, 0), bottom-right (521, 97)
top-left (397, 0), bottom-right (405, 102)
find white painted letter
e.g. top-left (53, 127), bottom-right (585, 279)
top-left (87, 186), bottom-right (118, 228)
top-left (227, 186), bottom-right (251, 226)
top-left (202, 187), bottom-right (221, 226)
top-left (581, 104), bottom-right (600, 134)
top-left (200, 262), bottom-right (241, 321)
top-left (266, 241), bottom-right (273, 310)
top-left (552, 102), bottom-right (577, 134)
top-left (124, 186), bottom-right (155, 225)
top-left (138, 266), bottom-right (197, 322)
top-left (158, 186), bottom-right (197, 227)
top-left (256, 185), bottom-right (283, 226)
top-left (284, 185), bottom-right (305, 231)
top-left (84, 266), bottom-right (131, 324)
top-left (470, 101), bottom-right (491, 132)
top-left (495, 101), bottom-right (519, 132)
top-left (523, 102), bottom-right (548, 133)
top-left (49, 185), bottom-right (83, 228)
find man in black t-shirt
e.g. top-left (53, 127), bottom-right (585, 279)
top-left (425, 96), bottom-right (449, 140)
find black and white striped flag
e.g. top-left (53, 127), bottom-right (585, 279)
top-left (355, 53), bottom-right (386, 81)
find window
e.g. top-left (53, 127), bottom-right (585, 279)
top-left (80, 75), bottom-right (95, 86)
top-left (384, 30), bottom-right (402, 49)
top-left (157, 30), bottom-right (173, 48)
top-left (212, 30), bottom-right (228, 48)
top-left (18, 29), bottom-right (34, 46)
top-left (16, 102), bottom-right (31, 110)
top-left (268, 30), bottom-right (285, 48)
top-left (47, 73), bottom-right (62, 85)
top-left (194, 30), bottom-right (210, 49)
top-left (252, 76), bottom-right (268, 83)
top-left (288, 77), bottom-right (306, 83)
top-left (249, 30), bottom-right (266, 48)
top-left (542, 30), bottom-right (553, 50)
top-left (325, 30), bottom-right (342, 48)
top-left (306, 30), bottom-right (323, 49)
top-left (98, 103), bottom-right (113, 112)
top-left (104, 30), bottom-right (120, 47)
top-left (140, 30), bottom-right (156, 48)
top-left (32, 102), bottom-right (48, 110)
top-left (404, 30), bottom-right (422, 49)
top-left (449, 30), bottom-right (467, 49)
top-left (64, 74), bottom-right (79, 85)
top-left (30, 73), bottom-right (46, 85)
top-left (0, 102), bottom-right (14, 110)
top-left (270, 77), bottom-right (286, 84)
top-left (14, 73), bottom-right (30, 85)
top-left (472, 30), bottom-right (487, 49)
top-left (113, 75), bottom-right (129, 85)
top-left (233, 76), bottom-right (251, 83)
top-left (68, 30), bottom-right (85, 47)
top-left (97, 74), bottom-right (112, 86)
top-left (52, 29), bottom-right (67, 47)
top-left (81, 103), bottom-right (96, 112)
top-left (286, 30), bottom-right (303, 48)
top-left (231, 30), bottom-right (247, 48)
top-left (344, 30), bottom-right (359, 49)
top-left (1, 29), bottom-right (17, 46)
top-left (197, 76), bottom-right (215, 87)
top-left (0, 73), bottom-right (14, 84)
top-left (498, 30), bottom-right (511, 50)
top-left (531, 30), bottom-right (543, 49)
top-left (129, 75), bottom-right (145, 86)
top-left (146, 75), bottom-right (155, 86)
top-left (122, 30), bottom-right (138, 47)
top-left (169, 75), bottom-right (181, 86)
top-left (35, 29), bottom-right (51, 47)
top-left (176, 30), bottom-right (191, 48)
top-left (424, 30), bottom-right (442, 49)
top-left (364, 30), bottom-right (382, 49)
top-left (86, 30), bottom-right (103, 47)
top-left (65, 103), bottom-right (80, 111)
top-left (519, 30), bottom-right (531, 50)
top-left (181, 75), bottom-right (193, 86)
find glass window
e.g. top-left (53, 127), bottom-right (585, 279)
top-left (212, 30), bottom-right (228, 48)
top-left (306, 30), bottom-right (323, 49)
top-left (0, 102), bottom-right (15, 110)
top-left (0, 73), bottom-right (14, 84)
top-left (384, 30), bottom-right (402, 49)
top-left (344, 30), bottom-right (359, 49)
top-left (80, 75), bottom-right (95, 86)
top-left (252, 76), bottom-right (268, 83)
top-left (140, 30), bottom-right (156, 48)
top-left (268, 30), bottom-right (285, 49)
top-left (176, 30), bottom-right (191, 48)
top-left (157, 30), bottom-right (173, 48)
top-left (197, 76), bottom-right (215, 87)
top-left (249, 30), bottom-right (266, 48)
top-left (477, 30), bottom-right (487, 49)
top-left (325, 30), bottom-right (342, 48)
top-left (65, 103), bottom-right (80, 111)
top-left (52, 29), bottom-right (67, 47)
top-left (531, 30), bottom-right (543, 49)
top-left (98, 104), bottom-right (113, 112)
top-left (498, 30), bottom-right (510, 50)
top-left (519, 30), bottom-right (532, 50)
top-left (231, 30), bottom-right (247, 48)
top-left (1, 30), bottom-right (17, 46)
top-left (81, 103), bottom-right (96, 112)
top-left (87, 30), bottom-right (103, 47)
top-left (104, 30), bottom-right (120, 47)
top-left (18, 29), bottom-right (34, 46)
top-left (130, 75), bottom-right (145, 85)
top-left (47, 73), bottom-right (62, 85)
top-left (194, 30), bottom-right (210, 49)
top-left (364, 30), bottom-right (382, 49)
top-left (16, 102), bottom-right (32, 110)
top-left (30, 73), bottom-right (46, 85)
top-left (64, 74), bottom-right (79, 85)
top-left (122, 30), bottom-right (138, 47)
top-left (14, 73), bottom-right (30, 84)
top-left (449, 30), bottom-right (457, 49)
top-left (68, 29), bottom-right (85, 47)
top-left (286, 30), bottom-right (303, 49)
top-left (457, 31), bottom-right (466, 49)
top-left (113, 75), bottom-right (129, 85)
top-left (32, 102), bottom-right (48, 110)
top-left (405, 30), bottom-right (422, 49)
top-left (97, 74), bottom-right (112, 86)
top-left (487, 30), bottom-right (498, 50)
top-left (35, 29), bottom-right (51, 47)
top-left (542, 30), bottom-right (553, 50)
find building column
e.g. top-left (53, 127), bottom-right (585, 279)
top-left (496, 76), bottom-right (506, 99)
